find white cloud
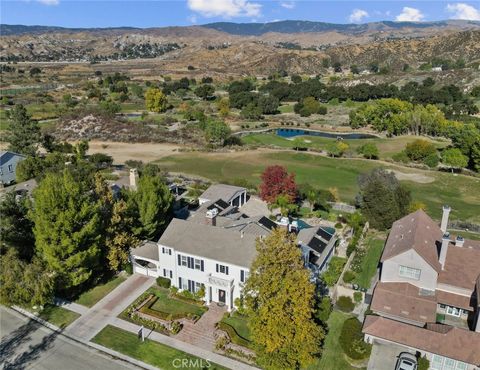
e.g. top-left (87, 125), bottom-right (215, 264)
top-left (36, 0), bottom-right (59, 5)
top-left (280, 1), bottom-right (295, 9)
top-left (395, 7), bottom-right (425, 22)
top-left (349, 9), bottom-right (369, 23)
top-left (187, 0), bottom-right (261, 18)
top-left (446, 3), bottom-right (480, 20)
top-left (188, 15), bottom-right (198, 24)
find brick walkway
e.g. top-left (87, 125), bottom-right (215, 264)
top-left (175, 303), bottom-right (227, 351)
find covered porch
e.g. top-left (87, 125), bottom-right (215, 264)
top-left (130, 240), bottom-right (160, 278)
top-left (205, 273), bottom-right (235, 311)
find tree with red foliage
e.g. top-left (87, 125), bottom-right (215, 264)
top-left (259, 165), bottom-right (297, 204)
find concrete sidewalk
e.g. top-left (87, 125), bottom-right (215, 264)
top-left (54, 297), bottom-right (89, 315)
top-left (111, 317), bottom-right (257, 370)
top-left (66, 274), bottom-right (154, 340)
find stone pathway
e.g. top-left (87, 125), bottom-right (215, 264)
top-left (65, 274), bottom-right (154, 340)
top-left (175, 303), bottom-right (227, 351)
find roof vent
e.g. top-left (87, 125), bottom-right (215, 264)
top-left (455, 235), bottom-right (464, 247)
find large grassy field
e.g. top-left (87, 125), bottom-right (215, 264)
top-left (155, 150), bottom-right (480, 223)
top-left (92, 325), bottom-right (228, 370)
top-left (242, 133), bottom-right (449, 160)
top-left (75, 275), bottom-right (126, 307)
top-left (307, 311), bottom-right (356, 370)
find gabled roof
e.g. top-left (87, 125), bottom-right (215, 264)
top-left (199, 184), bottom-right (245, 203)
top-left (363, 315), bottom-right (480, 365)
top-left (381, 209), bottom-right (442, 272)
top-left (131, 240), bottom-right (158, 261)
top-left (158, 218), bottom-right (257, 268)
top-left (438, 238), bottom-right (480, 291)
top-left (0, 151), bottom-right (26, 164)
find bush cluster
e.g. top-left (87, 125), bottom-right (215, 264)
top-left (336, 296), bottom-right (355, 312)
top-left (339, 318), bottom-right (372, 359)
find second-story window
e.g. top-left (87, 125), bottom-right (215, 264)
top-left (240, 269), bottom-right (249, 283)
top-left (181, 255), bottom-right (188, 267)
top-left (216, 263), bottom-right (229, 275)
top-left (398, 265), bottom-right (421, 280)
top-left (194, 258), bottom-right (202, 270)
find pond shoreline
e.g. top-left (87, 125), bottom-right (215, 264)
top-left (234, 127), bottom-right (381, 139)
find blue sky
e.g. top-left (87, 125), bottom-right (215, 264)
top-left (2, 1), bottom-right (480, 28)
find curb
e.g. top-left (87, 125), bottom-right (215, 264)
top-left (10, 306), bottom-right (159, 370)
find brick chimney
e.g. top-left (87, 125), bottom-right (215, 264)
top-left (205, 208), bottom-right (218, 226)
top-left (129, 168), bottom-right (139, 190)
top-left (439, 233), bottom-right (450, 270)
top-left (440, 205), bottom-right (451, 233)
top-left (455, 235), bottom-right (464, 247)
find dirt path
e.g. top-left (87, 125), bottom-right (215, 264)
top-left (87, 141), bottom-right (182, 164)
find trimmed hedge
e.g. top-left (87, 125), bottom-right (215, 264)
top-left (339, 318), bottom-right (371, 360)
top-left (343, 270), bottom-right (356, 283)
top-left (217, 321), bottom-right (252, 349)
top-left (156, 277), bottom-right (171, 289)
top-left (336, 296), bottom-right (355, 312)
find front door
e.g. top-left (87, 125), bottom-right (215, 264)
top-left (218, 289), bottom-right (226, 304)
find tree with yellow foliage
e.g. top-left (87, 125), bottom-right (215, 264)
top-left (145, 87), bottom-right (167, 113)
top-left (244, 228), bottom-right (324, 369)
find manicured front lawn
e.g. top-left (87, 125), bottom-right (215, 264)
top-left (75, 275), bottom-right (126, 307)
top-left (219, 312), bottom-right (252, 348)
top-left (308, 310), bottom-right (355, 370)
top-left (37, 305), bottom-right (80, 328)
top-left (352, 237), bottom-right (385, 289)
top-left (92, 325), bottom-right (228, 370)
top-left (149, 287), bottom-right (207, 317)
top-left (155, 151), bottom-right (480, 223)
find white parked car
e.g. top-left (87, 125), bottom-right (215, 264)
top-left (395, 352), bottom-right (418, 370)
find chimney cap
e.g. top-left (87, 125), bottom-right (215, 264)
top-left (206, 208), bottom-right (218, 219)
top-left (442, 232), bottom-right (450, 240)
top-left (442, 205), bottom-right (451, 210)
top-left (456, 235), bottom-right (464, 241)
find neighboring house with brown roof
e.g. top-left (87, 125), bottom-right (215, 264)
top-left (365, 206), bottom-right (480, 369)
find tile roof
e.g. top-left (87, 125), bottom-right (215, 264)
top-left (363, 315), bottom-right (480, 365)
top-left (436, 290), bottom-right (474, 311)
top-left (381, 210), bottom-right (442, 272)
top-left (158, 218), bottom-right (257, 268)
top-left (371, 282), bottom-right (437, 324)
top-left (438, 238), bottom-right (480, 291)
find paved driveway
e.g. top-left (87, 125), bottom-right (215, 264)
top-left (65, 274), bottom-right (154, 340)
top-left (368, 340), bottom-right (415, 370)
top-left (0, 306), bottom-right (137, 370)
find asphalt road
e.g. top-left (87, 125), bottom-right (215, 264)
top-left (0, 306), bottom-right (138, 370)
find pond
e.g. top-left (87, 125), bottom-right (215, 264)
top-left (276, 128), bottom-right (377, 139)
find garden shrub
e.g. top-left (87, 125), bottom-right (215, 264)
top-left (156, 276), bottom-right (171, 289)
top-left (392, 151), bottom-right (410, 164)
top-left (343, 270), bottom-right (356, 283)
top-left (353, 292), bottom-right (363, 304)
top-left (336, 296), bottom-right (355, 312)
top-left (322, 257), bottom-right (347, 286)
top-left (217, 321), bottom-right (252, 348)
top-left (339, 318), bottom-right (372, 360)
top-left (417, 356), bottom-right (430, 370)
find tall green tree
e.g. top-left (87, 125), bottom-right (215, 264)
top-left (357, 168), bottom-right (411, 230)
top-left (244, 229), bottom-right (324, 370)
top-left (0, 249), bottom-right (54, 307)
top-left (128, 175), bottom-right (173, 240)
top-left (6, 104), bottom-right (40, 156)
top-left (442, 148), bottom-right (468, 172)
top-left (0, 192), bottom-right (35, 260)
top-left (30, 170), bottom-right (103, 292)
top-left (145, 87), bottom-right (167, 113)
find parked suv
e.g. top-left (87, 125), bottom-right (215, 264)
top-left (395, 352), bottom-right (418, 370)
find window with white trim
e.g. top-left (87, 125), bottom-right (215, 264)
top-left (240, 269), bottom-right (249, 283)
top-left (398, 265), bottom-right (421, 280)
top-left (216, 263), bottom-right (229, 275)
top-left (8, 164), bottom-right (13, 172)
top-left (194, 282), bottom-right (202, 293)
top-left (194, 258), bottom-right (202, 270)
top-left (446, 305), bottom-right (461, 317)
top-left (181, 255), bottom-right (188, 267)
top-left (162, 247), bottom-right (172, 255)
top-left (431, 354), bottom-right (467, 370)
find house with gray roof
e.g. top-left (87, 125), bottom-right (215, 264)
top-left (298, 225), bottom-right (337, 276)
top-left (0, 151), bottom-right (26, 186)
top-left (198, 184), bottom-right (247, 208)
top-left (131, 184), bottom-right (339, 311)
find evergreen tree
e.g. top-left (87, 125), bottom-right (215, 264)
top-left (244, 229), bottom-right (324, 370)
top-left (0, 192), bottom-right (35, 260)
top-left (357, 168), bottom-right (411, 230)
top-left (30, 170), bottom-right (102, 292)
top-left (128, 175), bottom-right (173, 240)
top-left (6, 104), bottom-right (40, 156)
